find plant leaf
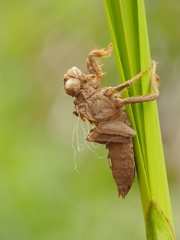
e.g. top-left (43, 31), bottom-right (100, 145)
top-left (104, 0), bottom-right (175, 238)
top-left (146, 200), bottom-right (175, 240)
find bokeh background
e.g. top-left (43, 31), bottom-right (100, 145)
top-left (0, 0), bottom-right (179, 239)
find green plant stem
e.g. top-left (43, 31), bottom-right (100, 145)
top-left (104, 0), bottom-right (175, 239)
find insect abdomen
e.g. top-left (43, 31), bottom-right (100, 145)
top-left (106, 140), bottom-right (135, 198)
top-left (86, 116), bottom-right (136, 198)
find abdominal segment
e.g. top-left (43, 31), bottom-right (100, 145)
top-left (106, 140), bottom-right (135, 198)
top-left (86, 119), bottom-right (135, 198)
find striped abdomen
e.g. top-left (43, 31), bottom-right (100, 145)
top-left (106, 140), bottom-right (135, 198)
top-left (86, 114), bottom-right (136, 198)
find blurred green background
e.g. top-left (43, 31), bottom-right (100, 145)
top-left (0, 0), bottom-right (179, 239)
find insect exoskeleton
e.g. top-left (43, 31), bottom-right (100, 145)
top-left (63, 44), bottom-right (159, 198)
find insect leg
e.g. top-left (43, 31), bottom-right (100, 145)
top-left (114, 66), bottom-right (151, 92)
top-left (103, 64), bottom-right (151, 98)
top-left (86, 43), bottom-right (113, 77)
top-left (122, 60), bottom-right (159, 104)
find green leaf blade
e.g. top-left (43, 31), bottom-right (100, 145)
top-left (104, 0), bottom-right (175, 238)
top-left (146, 200), bottom-right (175, 240)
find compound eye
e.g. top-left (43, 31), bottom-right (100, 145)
top-left (64, 78), bottom-right (81, 97)
top-left (66, 67), bottom-right (83, 79)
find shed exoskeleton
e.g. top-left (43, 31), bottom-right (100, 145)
top-left (63, 44), bottom-right (159, 198)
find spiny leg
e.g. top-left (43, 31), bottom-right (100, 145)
top-left (86, 43), bottom-right (113, 77)
top-left (104, 60), bottom-right (159, 103)
top-left (104, 65), bottom-right (151, 97)
top-left (122, 60), bottom-right (159, 104)
top-left (114, 66), bottom-right (151, 92)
